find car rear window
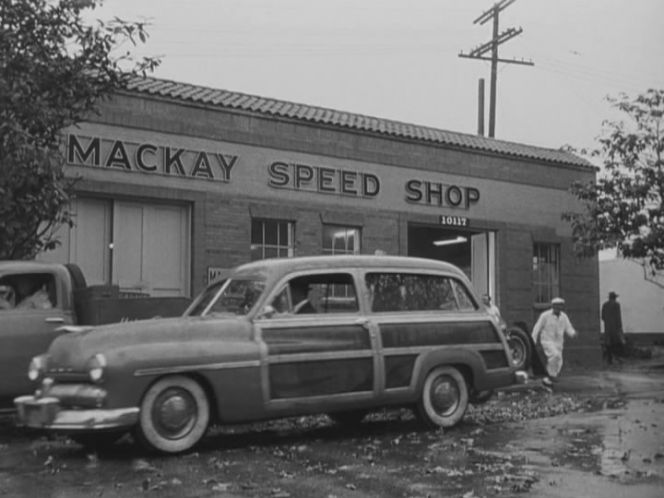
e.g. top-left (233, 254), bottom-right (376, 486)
top-left (365, 272), bottom-right (477, 312)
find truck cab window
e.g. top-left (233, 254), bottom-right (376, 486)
top-left (0, 274), bottom-right (55, 310)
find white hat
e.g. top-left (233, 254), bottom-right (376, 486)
top-left (551, 297), bottom-right (565, 305)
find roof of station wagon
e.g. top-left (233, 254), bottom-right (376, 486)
top-left (229, 255), bottom-right (466, 282)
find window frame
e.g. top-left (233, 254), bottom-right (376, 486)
top-left (322, 224), bottom-right (361, 256)
top-left (261, 270), bottom-right (361, 318)
top-left (532, 242), bottom-right (561, 306)
top-left (0, 272), bottom-right (58, 312)
top-left (364, 271), bottom-right (478, 314)
top-left (250, 218), bottom-right (295, 260)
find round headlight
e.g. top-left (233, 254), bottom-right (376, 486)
top-left (87, 353), bottom-right (107, 383)
top-left (28, 355), bottom-right (47, 382)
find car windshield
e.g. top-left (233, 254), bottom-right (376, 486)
top-left (188, 278), bottom-right (266, 317)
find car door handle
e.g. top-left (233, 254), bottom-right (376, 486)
top-left (45, 317), bottom-right (65, 324)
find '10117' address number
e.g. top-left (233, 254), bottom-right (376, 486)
top-left (440, 216), bottom-right (469, 227)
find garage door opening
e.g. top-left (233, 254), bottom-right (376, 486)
top-left (407, 223), bottom-right (496, 302)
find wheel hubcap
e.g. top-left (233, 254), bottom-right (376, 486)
top-left (152, 388), bottom-right (197, 439)
top-left (430, 375), bottom-right (459, 416)
top-left (509, 338), bottom-right (525, 366)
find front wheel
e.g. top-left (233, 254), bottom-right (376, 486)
top-left (417, 366), bottom-right (469, 429)
top-left (133, 375), bottom-right (210, 454)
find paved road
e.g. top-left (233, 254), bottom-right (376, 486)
top-left (0, 359), bottom-right (662, 497)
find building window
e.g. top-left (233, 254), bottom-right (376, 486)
top-left (251, 219), bottom-right (294, 260)
top-left (322, 225), bottom-right (360, 255)
top-left (533, 243), bottom-right (560, 305)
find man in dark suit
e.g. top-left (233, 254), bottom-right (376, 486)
top-left (601, 291), bottom-right (625, 365)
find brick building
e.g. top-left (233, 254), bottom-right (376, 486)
top-left (41, 76), bottom-right (601, 365)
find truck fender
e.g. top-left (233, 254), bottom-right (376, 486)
top-left (412, 348), bottom-right (486, 393)
top-left (64, 263), bottom-right (87, 290)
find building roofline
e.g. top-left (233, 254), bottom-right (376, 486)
top-left (118, 75), bottom-right (595, 171)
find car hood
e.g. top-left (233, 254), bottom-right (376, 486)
top-left (45, 315), bottom-right (253, 372)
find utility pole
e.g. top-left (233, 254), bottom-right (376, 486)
top-left (459, 0), bottom-right (533, 138)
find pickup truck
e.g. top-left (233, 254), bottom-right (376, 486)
top-left (0, 261), bottom-right (190, 411)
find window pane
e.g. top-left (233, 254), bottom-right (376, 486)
top-left (452, 280), bottom-right (477, 311)
top-left (278, 222), bottom-right (288, 244)
top-left (0, 272), bottom-right (57, 310)
top-left (532, 243), bottom-right (560, 304)
top-left (365, 273), bottom-right (470, 313)
top-left (322, 226), bottom-right (334, 249)
top-left (250, 245), bottom-right (263, 261)
top-left (322, 224), bottom-right (360, 255)
top-left (266, 273), bottom-right (358, 316)
top-left (366, 273), bottom-right (403, 312)
top-left (264, 221), bottom-right (278, 245)
top-left (346, 230), bottom-right (355, 250)
top-left (251, 221), bottom-right (262, 244)
top-left (250, 219), bottom-right (294, 261)
top-left (333, 229), bottom-right (347, 252)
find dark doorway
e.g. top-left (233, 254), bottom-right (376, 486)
top-left (407, 224), bottom-right (475, 276)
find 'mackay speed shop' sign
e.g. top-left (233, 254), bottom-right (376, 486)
top-left (67, 134), bottom-right (481, 211)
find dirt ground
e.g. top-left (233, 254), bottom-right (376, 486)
top-left (1, 358), bottom-right (663, 498)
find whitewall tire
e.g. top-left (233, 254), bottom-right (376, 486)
top-left (417, 366), bottom-right (469, 428)
top-left (134, 375), bottom-right (210, 454)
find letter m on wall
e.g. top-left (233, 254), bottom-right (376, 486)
top-left (68, 135), bottom-right (100, 165)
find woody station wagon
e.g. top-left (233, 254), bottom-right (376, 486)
top-left (15, 255), bottom-right (527, 454)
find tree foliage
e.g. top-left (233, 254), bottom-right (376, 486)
top-left (0, 0), bottom-right (158, 259)
top-left (563, 89), bottom-right (664, 276)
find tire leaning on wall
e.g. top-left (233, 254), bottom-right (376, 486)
top-left (505, 325), bottom-right (532, 371)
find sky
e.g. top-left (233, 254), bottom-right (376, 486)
top-left (92, 0), bottom-right (664, 151)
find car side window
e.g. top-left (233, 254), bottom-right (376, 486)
top-left (366, 272), bottom-right (463, 312)
top-left (267, 273), bottom-right (359, 316)
top-left (0, 273), bottom-right (56, 311)
top-left (450, 279), bottom-right (478, 311)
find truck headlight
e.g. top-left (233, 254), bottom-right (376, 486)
top-left (87, 353), bottom-right (107, 383)
top-left (28, 355), bottom-right (47, 382)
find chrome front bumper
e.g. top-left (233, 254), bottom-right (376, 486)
top-left (14, 395), bottom-right (139, 431)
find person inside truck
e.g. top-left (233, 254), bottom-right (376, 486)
top-left (14, 275), bottom-right (53, 310)
top-left (0, 283), bottom-right (16, 310)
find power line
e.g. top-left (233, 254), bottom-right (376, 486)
top-left (459, 0), bottom-right (533, 138)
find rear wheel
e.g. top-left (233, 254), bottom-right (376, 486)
top-left (417, 366), bottom-right (469, 428)
top-left (506, 326), bottom-right (532, 370)
top-left (133, 375), bottom-right (210, 454)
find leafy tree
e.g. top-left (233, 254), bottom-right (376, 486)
top-left (0, 0), bottom-right (158, 259)
top-left (563, 89), bottom-right (664, 281)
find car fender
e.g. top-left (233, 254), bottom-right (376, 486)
top-left (412, 347), bottom-right (486, 393)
